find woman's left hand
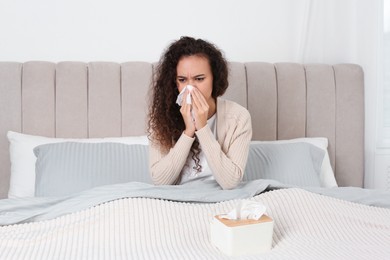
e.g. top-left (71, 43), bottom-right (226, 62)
top-left (190, 87), bottom-right (209, 130)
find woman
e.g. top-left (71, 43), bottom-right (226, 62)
top-left (148, 36), bottom-right (252, 189)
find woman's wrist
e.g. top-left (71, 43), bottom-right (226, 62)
top-left (183, 129), bottom-right (195, 138)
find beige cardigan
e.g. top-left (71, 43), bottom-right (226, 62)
top-left (149, 98), bottom-right (252, 189)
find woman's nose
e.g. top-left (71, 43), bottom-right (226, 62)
top-left (188, 79), bottom-right (196, 87)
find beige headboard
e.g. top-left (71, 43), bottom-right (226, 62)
top-left (0, 61), bottom-right (364, 198)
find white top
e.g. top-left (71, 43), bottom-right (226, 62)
top-left (179, 114), bottom-right (217, 184)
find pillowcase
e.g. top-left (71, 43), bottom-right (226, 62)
top-left (244, 142), bottom-right (323, 187)
top-left (244, 138), bottom-right (338, 188)
top-left (7, 131), bottom-right (149, 198)
top-left (34, 142), bottom-right (151, 197)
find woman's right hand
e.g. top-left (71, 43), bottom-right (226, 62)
top-left (180, 90), bottom-right (196, 137)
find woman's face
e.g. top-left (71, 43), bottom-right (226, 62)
top-left (176, 55), bottom-right (214, 101)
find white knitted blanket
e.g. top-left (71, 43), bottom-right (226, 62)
top-left (0, 188), bottom-right (389, 260)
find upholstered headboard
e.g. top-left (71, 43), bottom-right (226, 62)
top-left (0, 61), bottom-right (364, 198)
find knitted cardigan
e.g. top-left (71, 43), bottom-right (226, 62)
top-left (149, 98), bottom-right (252, 189)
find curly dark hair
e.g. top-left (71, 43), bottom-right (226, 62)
top-left (148, 36), bottom-right (229, 171)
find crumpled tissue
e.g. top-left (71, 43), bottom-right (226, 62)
top-left (176, 85), bottom-right (194, 106)
top-left (219, 200), bottom-right (267, 220)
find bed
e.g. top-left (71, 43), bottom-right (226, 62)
top-left (0, 61), bottom-right (389, 259)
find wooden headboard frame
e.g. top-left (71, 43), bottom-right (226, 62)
top-left (0, 61), bottom-right (364, 198)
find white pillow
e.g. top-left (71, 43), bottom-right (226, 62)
top-left (7, 131), bottom-right (149, 198)
top-left (250, 137), bottom-right (338, 188)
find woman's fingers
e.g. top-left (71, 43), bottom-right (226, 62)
top-left (180, 91), bottom-right (196, 136)
top-left (190, 88), bottom-right (208, 130)
top-left (180, 92), bottom-right (190, 117)
top-left (191, 88), bottom-right (208, 108)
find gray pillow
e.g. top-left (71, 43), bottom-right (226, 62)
top-left (243, 142), bottom-right (324, 187)
top-left (33, 142), bottom-right (151, 197)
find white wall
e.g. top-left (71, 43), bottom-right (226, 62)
top-left (0, 0), bottom-right (385, 188)
top-left (0, 0), bottom-right (309, 62)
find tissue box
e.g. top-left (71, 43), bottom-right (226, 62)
top-left (210, 214), bottom-right (274, 256)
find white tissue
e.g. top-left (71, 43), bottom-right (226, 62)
top-left (220, 200), bottom-right (266, 220)
top-left (176, 85), bottom-right (194, 106)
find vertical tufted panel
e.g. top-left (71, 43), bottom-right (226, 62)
top-left (305, 64), bottom-right (336, 170)
top-left (275, 63), bottom-right (307, 140)
top-left (0, 62), bottom-right (22, 198)
top-left (22, 62), bottom-right (56, 137)
top-left (223, 62), bottom-right (247, 108)
top-left (246, 62), bottom-right (277, 140)
top-left (121, 62), bottom-right (153, 136)
top-left (334, 64), bottom-right (364, 187)
top-left (56, 62), bottom-right (88, 138)
top-left (88, 62), bottom-right (121, 138)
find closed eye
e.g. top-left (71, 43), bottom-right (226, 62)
top-left (195, 77), bottom-right (205, 82)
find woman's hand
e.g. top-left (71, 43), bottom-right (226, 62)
top-left (191, 87), bottom-right (209, 130)
top-left (180, 90), bottom-right (196, 137)
top-left (180, 87), bottom-right (210, 137)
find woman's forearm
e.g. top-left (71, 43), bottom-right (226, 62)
top-left (149, 134), bottom-right (195, 185)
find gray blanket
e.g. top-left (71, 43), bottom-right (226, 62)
top-left (0, 179), bottom-right (389, 225)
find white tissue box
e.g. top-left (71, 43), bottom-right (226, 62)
top-left (210, 214), bottom-right (274, 256)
